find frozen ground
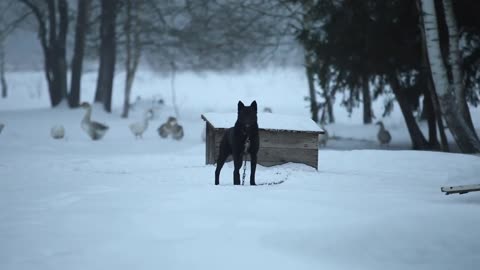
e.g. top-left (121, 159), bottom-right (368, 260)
top-left (1, 68), bottom-right (480, 270)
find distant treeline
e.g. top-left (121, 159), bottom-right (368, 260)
top-left (0, 0), bottom-right (479, 153)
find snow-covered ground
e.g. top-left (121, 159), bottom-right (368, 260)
top-left (1, 68), bottom-right (480, 270)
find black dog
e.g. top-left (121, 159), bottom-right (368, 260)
top-left (215, 101), bottom-right (259, 186)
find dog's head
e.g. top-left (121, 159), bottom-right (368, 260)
top-left (237, 100), bottom-right (257, 132)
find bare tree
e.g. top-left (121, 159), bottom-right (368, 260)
top-left (388, 73), bottom-right (429, 150)
top-left (361, 74), bottom-right (373, 124)
top-left (415, 0), bottom-right (449, 151)
top-left (0, 1), bottom-right (31, 98)
top-left (94, 0), bottom-right (117, 112)
top-left (299, 1), bottom-right (319, 123)
top-left (19, 0), bottom-right (69, 107)
top-left (420, 0), bottom-right (480, 153)
top-left (144, 0), bottom-right (291, 71)
top-left (121, 0), bottom-right (142, 118)
top-left (442, 0), bottom-right (475, 132)
top-left (304, 50), bottom-right (319, 123)
top-left (0, 39), bottom-right (5, 98)
top-left (69, 0), bottom-right (91, 108)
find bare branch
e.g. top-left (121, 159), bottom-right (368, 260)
top-left (19, 0), bottom-right (49, 54)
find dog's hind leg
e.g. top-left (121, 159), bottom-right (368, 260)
top-left (215, 143), bottom-right (230, 185)
top-left (250, 153), bottom-right (257, 186)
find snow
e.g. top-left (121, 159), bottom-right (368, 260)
top-left (202, 112), bottom-right (323, 133)
top-left (1, 67), bottom-right (480, 270)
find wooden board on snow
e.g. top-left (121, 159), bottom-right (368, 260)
top-left (441, 184), bottom-right (480, 195)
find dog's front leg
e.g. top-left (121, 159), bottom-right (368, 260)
top-left (233, 153), bottom-right (243, 185)
top-left (250, 153), bottom-right (257, 186)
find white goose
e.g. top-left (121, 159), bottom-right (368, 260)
top-left (129, 111), bottom-right (150, 139)
top-left (50, 125), bottom-right (65, 139)
top-left (80, 102), bottom-right (109, 140)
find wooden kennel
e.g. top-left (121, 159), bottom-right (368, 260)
top-left (201, 113), bottom-right (324, 169)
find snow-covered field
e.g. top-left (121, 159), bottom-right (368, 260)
top-left (1, 68), bottom-right (480, 270)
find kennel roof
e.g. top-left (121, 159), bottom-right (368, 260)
top-left (201, 113), bottom-right (324, 134)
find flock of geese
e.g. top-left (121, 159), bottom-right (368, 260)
top-left (80, 102), bottom-right (184, 141)
top-left (0, 104), bottom-right (391, 146)
top-left (32, 102), bottom-right (183, 141)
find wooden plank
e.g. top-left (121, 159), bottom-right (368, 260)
top-left (202, 113), bottom-right (324, 135)
top-left (209, 127), bottom-right (319, 169)
top-left (202, 113), bottom-right (323, 134)
top-left (205, 123), bottom-right (208, 164)
top-left (260, 130), bottom-right (318, 149)
top-left (256, 147), bottom-right (318, 168)
top-left (212, 155), bottom-right (317, 168)
top-left (215, 129), bottom-right (227, 141)
top-left (211, 146), bottom-right (318, 169)
top-left (441, 184), bottom-right (480, 195)
top-left (213, 130), bottom-right (318, 150)
top-left (206, 123), bottom-right (216, 164)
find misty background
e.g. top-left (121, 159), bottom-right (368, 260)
top-left (1, 0), bottom-right (480, 152)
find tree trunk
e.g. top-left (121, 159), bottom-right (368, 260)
top-left (304, 51), bottom-right (319, 123)
top-left (419, 98), bottom-right (428, 121)
top-left (426, 62), bottom-right (449, 151)
top-left (326, 81), bottom-right (340, 124)
top-left (362, 74), bottom-right (372, 124)
top-left (45, 0), bottom-right (64, 107)
top-left (0, 38), bottom-right (6, 98)
top-left (69, 0), bottom-right (90, 108)
top-left (390, 75), bottom-right (429, 150)
top-left (20, 0), bottom-right (69, 107)
top-left (56, 0), bottom-right (68, 104)
top-left (95, 0), bottom-right (117, 112)
top-left (319, 90), bottom-right (335, 124)
top-left (320, 82), bottom-right (337, 124)
top-left (300, 1), bottom-right (319, 123)
top-left (423, 89), bottom-right (439, 148)
top-left (122, 72), bottom-right (134, 118)
top-left (325, 95), bottom-right (334, 123)
top-left (430, 82), bottom-right (449, 151)
top-left (121, 0), bottom-right (141, 118)
top-left (441, 0), bottom-right (476, 134)
top-left (416, 0), bottom-right (450, 152)
top-left (121, 0), bottom-right (133, 118)
top-left (420, 0), bottom-right (480, 153)
top-left (45, 0), bottom-right (68, 107)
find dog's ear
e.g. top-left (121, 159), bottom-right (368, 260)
top-left (238, 101), bottom-right (245, 111)
top-left (251, 100), bottom-right (257, 112)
